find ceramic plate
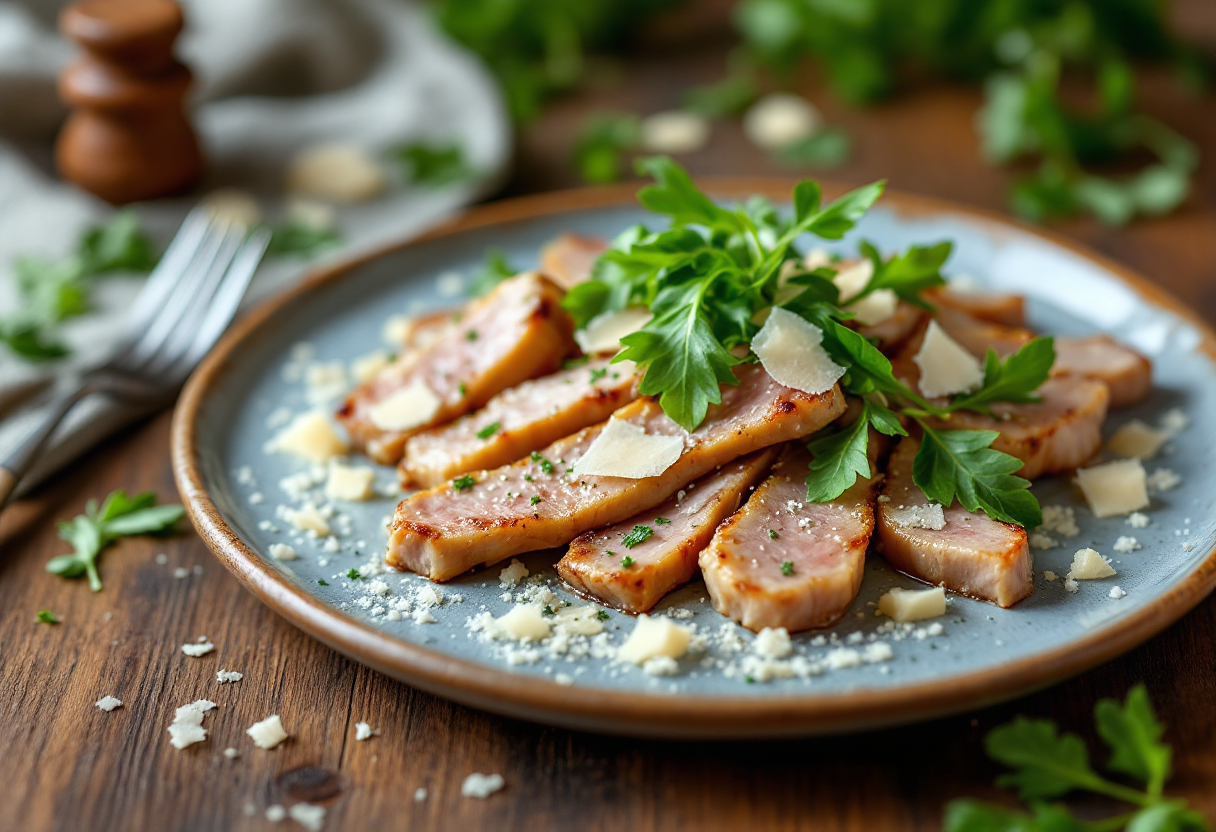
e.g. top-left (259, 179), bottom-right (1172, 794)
top-left (172, 182), bottom-right (1216, 738)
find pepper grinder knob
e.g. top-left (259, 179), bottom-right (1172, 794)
top-left (56, 0), bottom-right (205, 204)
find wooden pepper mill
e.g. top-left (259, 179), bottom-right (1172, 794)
top-left (55, 0), bottom-right (204, 204)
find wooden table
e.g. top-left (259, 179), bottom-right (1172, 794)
top-left (4, 15), bottom-right (1216, 832)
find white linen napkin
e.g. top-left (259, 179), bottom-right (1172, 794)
top-left (0, 0), bottom-right (511, 494)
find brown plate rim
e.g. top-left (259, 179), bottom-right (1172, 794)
top-left (171, 179), bottom-right (1216, 738)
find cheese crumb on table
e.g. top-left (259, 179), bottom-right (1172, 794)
top-left (640, 110), bottom-right (711, 154)
top-left (288, 802), bottom-right (327, 831)
top-left (414, 788), bottom-right (428, 802)
top-left (168, 700), bottom-right (216, 749)
top-left (461, 773), bottom-right (506, 799)
top-left (95, 695), bottom-right (123, 712)
top-left (266, 805), bottom-right (287, 822)
top-left (743, 93), bottom-right (821, 149)
top-left (247, 715), bottom-right (289, 749)
top-left (617, 615), bottom-right (692, 665)
top-left (878, 587), bottom-right (947, 622)
top-left (1109, 586), bottom-right (1128, 600)
top-left (1075, 459), bottom-right (1149, 518)
top-left (286, 142), bottom-right (386, 204)
top-left (216, 669), bottom-right (243, 684)
top-left (223, 747), bottom-right (240, 759)
top-left (354, 722), bottom-right (378, 741)
top-left (181, 641), bottom-right (215, 658)
top-left (1068, 548), bottom-right (1117, 580)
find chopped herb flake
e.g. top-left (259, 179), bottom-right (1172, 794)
top-left (465, 330), bottom-right (478, 341)
top-left (542, 605), bottom-right (556, 616)
top-left (621, 556), bottom-right (635, 568)
top-left (768, 529), bottom-right (778, 539)
top-left (530, 452), bottom-right (554, 474)
top-left (781, 561), bottom-right (795, 576)
top-left (346, 568), bottom-right (361, 580)
top-left (622, 524), bottom-right (653, 548)
top-left (35, 609), bottom-right (60, 624)
top-left (590, 367), bottom-right (608, 383)
top-left (530, 495), bottom-right (541, 505)
top-left (597, 610), bottom-right (610, 620)
top-left (317, 579), bottom-right (329, 586)
top-left (563, 356), bottom-right (590, 369)
top-left (452, 475), bottom-right (476, 492)
top-left (654, 517), bottom-right (671, 525)
top-left (476, 421), bottom-right (502, 440)
top-left (458, 383), bottom-right (467, 397)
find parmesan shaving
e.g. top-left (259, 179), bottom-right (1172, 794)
top-left (878, 587), bottom-right (946, 622)
top-left (1068, 548), bottom-right (1117, 580)
top-left (886, 503), bottom-right (946, 530)
top-left (617, 615), bottom-right (692, 665)
top-left (574, 307), bottom-right (651, 354)
top-left (1075, 459), bottom-right (1149, 518)
top-left (751, 307), bottom-right (846, 395)
top-left (847, 288), bottom-right (898, 326)
top-left (266, 411), bottom-right (348, 463)
top-left (325, 461), bottom-right (375, 501)
top-left (913, 320), bottom-right (984, 398)
top-left (366, 378), bottom-right (441, 432)
top-left (1107, 419), bottom-right (1169, 460)
top-left (572, 418), bottom-right (684, 479)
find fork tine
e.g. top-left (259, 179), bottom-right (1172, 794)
top-left (164, 228), bottom-right (271, 379)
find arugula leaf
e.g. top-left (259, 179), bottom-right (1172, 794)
top-left (862, 241), bottom-right (951, 304)
top-left (985, 717), bottom-right (1102, 800)
top-left (634, 156), bottom-right (750, 236)
top-left (950, 338), bottom-right (1056, 415)
top-left (1095, 684), bottom-right (1172, 797)
top-left (805, 405), bottom-right (872, 502)
top-left (912, 426), bottom-right (1041, 528)
top-left (35, 610), bottom-right (61, 625)
top-left (46, 490), bottom-right (183, 592)
top-left (393, 142), bottom-right (474, 187)
top-left (788, 180), bottom-right (885, 241)
top-left (266, 219), bottom-right (342, 259)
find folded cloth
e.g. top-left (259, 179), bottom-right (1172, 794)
top-left (0, 0), bottom-right (511, 494)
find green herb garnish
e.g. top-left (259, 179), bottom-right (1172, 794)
top-left (476, 421), bottom-right (502, 440)
top-left (768, 529), bottom-right (778, 540)
top-left (597, 610), bottom-right (610, 620)
top-left (530, 452), bottom-right (554, 475)
top-left (451, 475), bottom-right (476, 492)
top-left (35, 610), bottom-right (60, 624)
top-left (621, 525), bottom-right (652, 548)
top-left (590, 367), bottom-right (608, 383)
top-left (620, 556), bottom-right (635, 568)
top-left (465, 329), bottom-right (479, 341)
top-left (530, 495), bottom-right (541, 506)
top-left (780, 561), bottom-right (794, 576)
top-left (392, 142), bottom-right (473, 187)
top-left (346, 568), bottom-right (361, 580)
top-left (266, 218), bottom-right (341, 259)
top-left (46, 490), bottom-right (183, 592)
top-left (542, 605), bottom-right (556, 616)
top-left (318, 579), bottom-right (329, 586)
top-left (654, 517), bottom-right (670, 525)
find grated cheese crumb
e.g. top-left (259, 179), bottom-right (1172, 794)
top-left (266, 805), bottom-right (287, 822)
top-left (355, 722), bottom-right (379, 741)
top-left (414, 788), bottom-right (428, 802)
top-left (168, 699), bottom-right (216, 749)
top-left (1146, 468), bottom-right (1181, 493)
top-left (886, 503), bottom-right (946, 530)
top-left (288, 803), bottom-right (326, 831)
top-left (181, 642), bottom-right (215, 658)
top-left (461, 773), bottom-right (506, 799)
top-left (247, 714), bottom-right (289, 750)
top-left (1127, 512), bottom-right (1150, 528)
top-left (216, 669), bottom-right (243, 684)
top-left (95, 695), bottom-right (123, 712)
top-left (1112, 536), bottom-right (1141, 554)
top-left (269, 543), bottom-right (298, 561)
top-left (498, 559), bottom-right (529, 587)
top-left (1109, 586), bottom-right (1127, 600)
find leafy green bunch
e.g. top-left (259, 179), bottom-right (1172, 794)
top-left (732, 0), bottom-right (1205, 224)
top-left (47, 490), bottom-right (184, 592)
top-left (946, 684), bottom-right (1209, 832)
top-left (566, 157), bottom-right (1053, 527)
top-left (3, 210), bottom-right (157, 361)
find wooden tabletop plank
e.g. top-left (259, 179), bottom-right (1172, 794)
top-left (3, 17), bottom-right (1216, 831)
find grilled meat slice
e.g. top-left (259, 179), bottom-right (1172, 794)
top-left (857, 301), bottom-right (925, 353)
top-left (928, 287), bottom-right (1027, 327)
top-left (700, 441), bottom-right (881, 633)
top-left (1053, 335), bottom-right (1151, 408)
top-left (934, 377), bottom-right (1108, 479)
top-left (386, 364), bottom-right (847, 580)
top-left (558, 448), bottom-right (779, 613)
top-left (540, 233), bottom-right (606, 289)
top-left (876, 437), bottom-right (1032, 608)
top-left (401, 356), bottom-right (640, 488)
top-left (338, 272), bottom-right (576, 464)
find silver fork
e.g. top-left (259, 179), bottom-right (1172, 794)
top-left (0, 209), bottom-right (270, 508)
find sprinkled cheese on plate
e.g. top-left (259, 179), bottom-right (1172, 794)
top-left (1068, 548), bottom-right (1116, 580)
top-left (269, 543), bottom-right (298, 561)
top-left (878, 587), bottom-right (947, 622)
top-left (1075, 459), bottom-right (1149, 518)
top-left (617, 615), bottom-right (692, 665)
top-left (1107, 419), bottom-right (1169, 460)
top-left (913, 320), bottom-right (984, 398)
top-left (325, 461), bottom-right (375, 501)
top-left (266, 411), bottom-right (348, 463)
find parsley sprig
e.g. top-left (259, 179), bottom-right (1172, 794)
top-left (46, 490), bottom-right (184, 592)
top-left (568, 157), bottom-right (1051, 527)
top-left (945, 685), bottom-right (1207, 832)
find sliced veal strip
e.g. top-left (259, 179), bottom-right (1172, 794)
top-left (876, 436), bottom-right (1032, 608)
top-left (699, 440), bottom-right (882, 633)
top-left (928, 287), bottom-right (1027, 327)
top-left (931, 377), bottom-right (1108, 480)
top-left (856, 301), bottom-right (924, 353)
top-left (385, 364), bottom-right (847, 581)
top-left (338, 272), bottom-right (576, 464)
top-left (539, 233), bottom-right (606, 289)
top-left (557, 448), bottom-right (779, 613)
top-left (1052, 335), bottom-right (1151, 408)
top-left (400, 356), bottom-right (640, 488)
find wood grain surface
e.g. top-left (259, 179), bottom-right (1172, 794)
top-left (3, 7), bottom-right (1216, 831)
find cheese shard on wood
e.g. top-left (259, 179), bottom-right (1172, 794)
top-left (913, 320), bottom-right (984, 398)
top-left (1068, 548), bottom-right (1116, 580)
top-left (877, 587), bottom-right (946, 622)
top-left (366, 379), bottom-right (441, 432)
top-left (616, 615), bottom-right (692, 664)
top-left (574, 307), bottom-right (651, 354)
top-left (571, 417), bottom-right (684, 479)
top-left (751, 307), bottom-right (846, 395)
top-left (1107, 419), bottom-right (1169, 460)
top-left (1075, 459), bottom-right (1149, 518)
top-left (266, 411), bottom-right (348, 463)
top-left (247, 714), bottom-right (289, 749)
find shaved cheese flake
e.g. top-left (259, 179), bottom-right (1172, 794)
top-left (572, 418), bottom-right (684, 479)
top-left (1068, 548), bottom-right (1116, 580)
top-left (366, 379), bottom-right (441, 432)
top-left (914, 320), bottom-right (984, 398)
top-left (751, 307), bottom-right (845, 395)
top-left (831, 259), bottom-right (874, 303)
top-left (574, 307), bottom-right (651, 354)
top-left (246, 714), bottom-right (289, 749)
top-left (847, 288), bottom-right (898, 326)
top-left (617, 615), bottom-right (692, 665)
top-left (878, 587), bottom-right (946, 622)
top-left (1076, 459), bottom-right (1149, 518)
top-left (1107, 419), bottom-right (1169, 460)
top-left (266, 411), bottom-right (348, 463)
top-left (494, 604), bottom-right (551, 642)
top-left (326, 461), bottom-right (375, 501)
top-left (283, 506), bottom-right (329, 536)
top-left (887, 503), bottom-right (946, 530)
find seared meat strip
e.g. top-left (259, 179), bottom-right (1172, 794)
top-left (540, 233), bottom-right (606, 289)
top-left (876, 437), bottom-right (1032, 608)
top-left (932, 377), bottom-right (1108, 479)
top-left (699, 440), bottom-right (881, 633)
top-left (1053, 335), bottom-right (1151, 408)
top-left (928, 287), bottom-right (1027, 327)
top-left (857, 301), bottom-right (925, 353)
top-left (401, 356), bottom-right (639, 488)
top-left (386, 365), bottom-right (846, 580)
top-left (558, 448), bottom-right (778, 613)
top-left (338, 272), bottom-right (576, 464)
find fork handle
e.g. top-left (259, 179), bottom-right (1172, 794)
top-left (0, 382), bottom-right (93, 510)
